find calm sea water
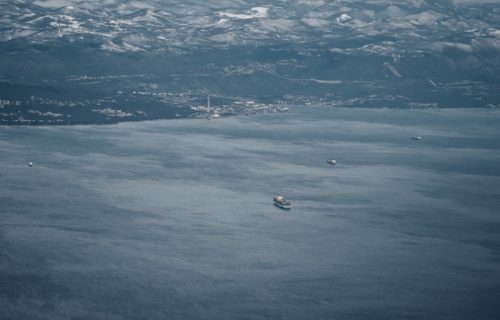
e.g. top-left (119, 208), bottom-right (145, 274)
top-left (1, 107), bottom-right (500, 319)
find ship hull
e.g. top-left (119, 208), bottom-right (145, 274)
top-left (274, 202), bottom-right (291, 210)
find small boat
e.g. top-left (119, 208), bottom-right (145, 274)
top-left (273, 196), bottom-right (291, 210)
top-left (28, 161), bottom-right (33, 167)
top-left (327, 159), bottom-right (336, 165)
top-left (411, 136), bottom-right (422, 140)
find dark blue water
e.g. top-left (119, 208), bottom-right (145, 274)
top-left (1, 107), bottom-right (500, 319)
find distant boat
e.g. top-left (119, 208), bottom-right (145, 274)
top-left (273, 196), bottom-right (291, 210)
top-left (28, 161), bottom-right (33, 167)
top-left (411, 136), bottom-right (423, 140)
top-left (327, 159), bottom-right (336, 165)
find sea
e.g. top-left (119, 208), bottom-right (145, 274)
top-left (1, 107), bottom-right (500, 319)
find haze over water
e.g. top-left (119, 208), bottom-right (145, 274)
top-left (1, 107), bottom-right (500, 319)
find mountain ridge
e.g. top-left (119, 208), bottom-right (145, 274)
top-left (1, 0), bottom-right (499, 124)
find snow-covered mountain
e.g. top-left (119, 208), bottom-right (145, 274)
top-left (3, 0), bottom-right (499, 53)
top-left (1, 0), bottom-right (499, 124)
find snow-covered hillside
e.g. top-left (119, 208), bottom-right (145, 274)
top-left (0, 0), bottom-right (499, 124)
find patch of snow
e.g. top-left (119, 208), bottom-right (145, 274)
top-left (251, 7), bottom-right (269, 18)
top-left (301, 18), bottom-right (329, 28)
top-left (385, 5), bottom-right (406, 18)
top-left (427, 79), bottom-right (439, 88)
top-left (309, 79), bottom-right (343, 84)
top-left (486, 29), bottom-right (500, 37)
top-left (257, 18), bottom-right (299, 33)
top-left (384, 63), bottom-right (402, 77)
top-left (214, 18), bottom-right (231, 28)
top-left (210, 32), bottom-right (237, 43)
top-left (219, 7), bottom-right (269, 20)
top-left (433, 41), bottom-right (473, 52)
top-left (336, 13), bottom-right (352, 23)
top-left (471, 38), bottom-right (500, 51)
top-left (297, 0), bottom-right (325, 5)
top-left (407, 11), bottom-right (445, 26)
